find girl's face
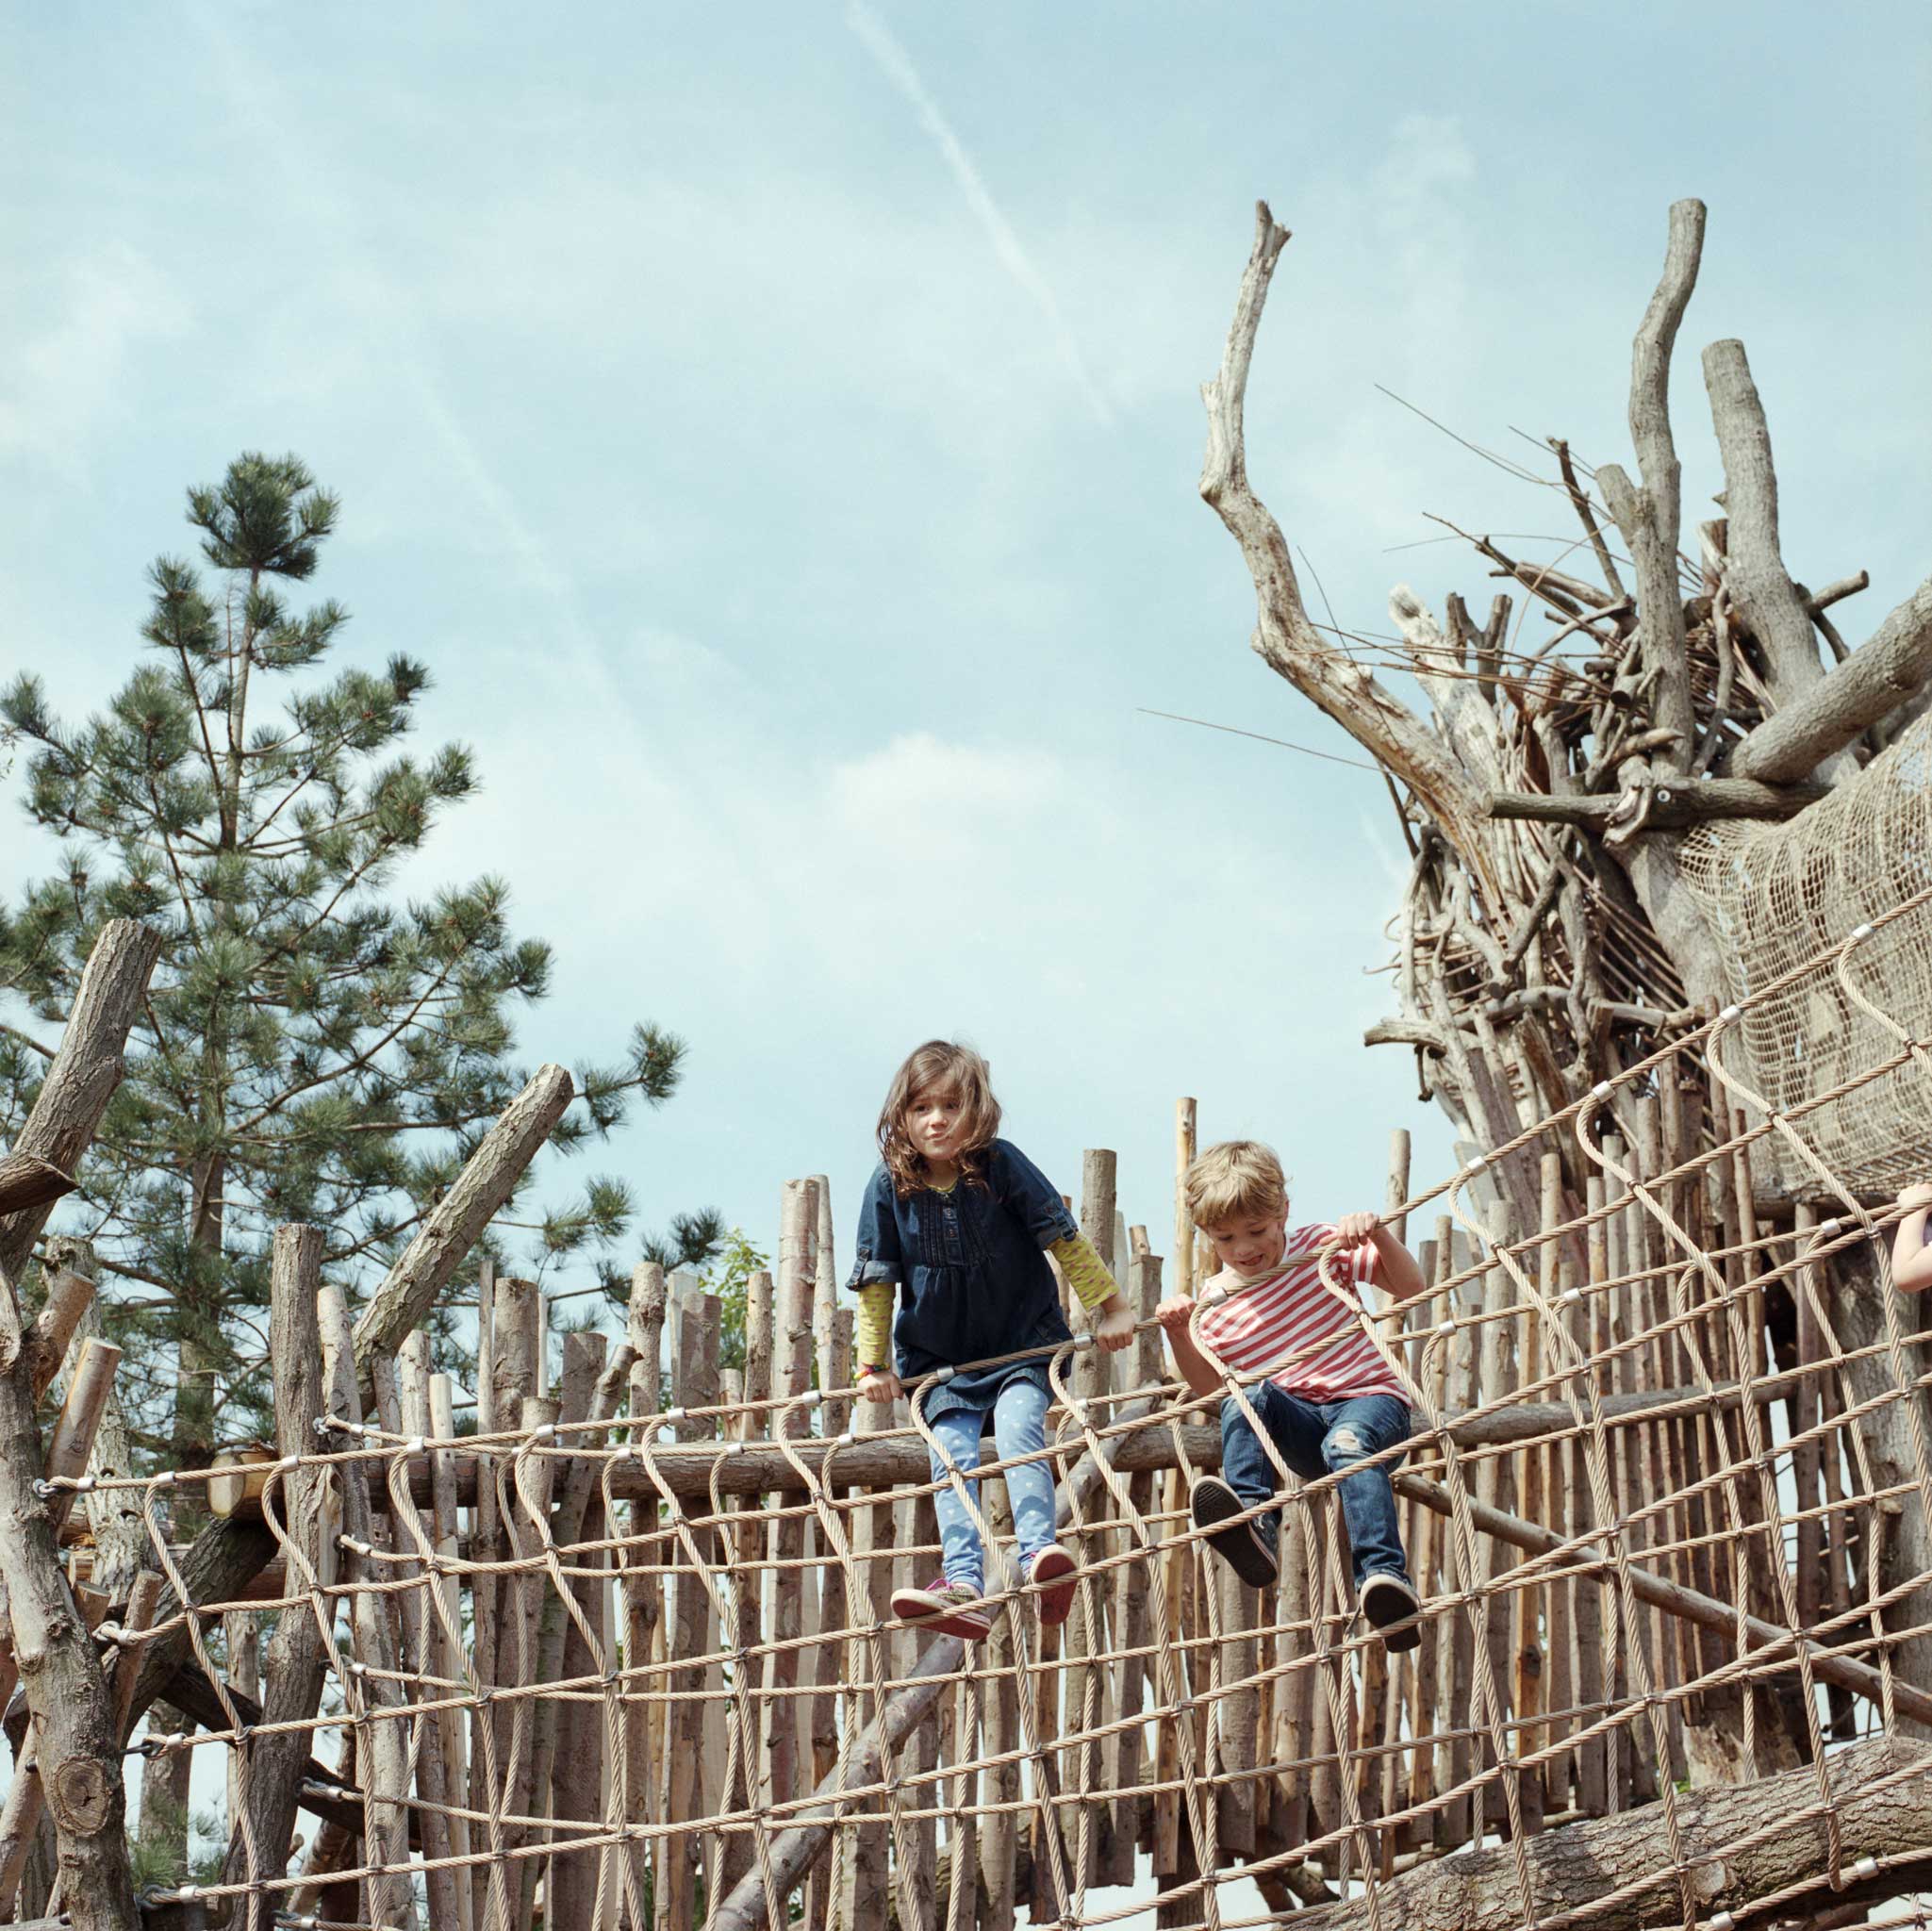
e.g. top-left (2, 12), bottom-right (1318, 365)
top-left (905, 1083), bottom-right (967, 1164)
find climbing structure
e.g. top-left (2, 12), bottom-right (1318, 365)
top-left (3, 188), bottom-right (1929, 1929)
top-left (1, 874), bottom-right (1925, 1931)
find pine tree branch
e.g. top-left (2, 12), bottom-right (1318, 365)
top-left (0, 1022), bottom-right (55, 1062)
top-left (170, 636), bottom-right (227, 815)
top-left (228, 939), bottom-right (476, 1137)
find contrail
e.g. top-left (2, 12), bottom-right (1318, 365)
top-left (846, 1), bottom-right (1114, 428)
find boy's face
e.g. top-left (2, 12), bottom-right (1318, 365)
top-left (1200, 1206), bottom-right (1291, 1279)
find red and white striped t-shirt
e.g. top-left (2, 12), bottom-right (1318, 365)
top-left (1192, 1224), bottom-right (1406, 1402)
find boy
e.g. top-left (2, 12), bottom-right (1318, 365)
top-left (1155, 1139), bottom-right (1428, 1650)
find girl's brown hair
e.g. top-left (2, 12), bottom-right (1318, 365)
top-left (878, 1040), bottom-right (1002, 1196)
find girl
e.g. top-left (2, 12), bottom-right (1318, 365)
top-left (850, 1041), bottom-right (1134, 1639)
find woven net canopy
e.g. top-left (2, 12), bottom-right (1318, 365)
top-left (1683, 710), bottom-right (1932, 1197)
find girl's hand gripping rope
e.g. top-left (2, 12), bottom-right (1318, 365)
top-left (1092, 1296), bottom-right (1134, 1353)
top-left (858, 1369), bottom-right (904, 1404)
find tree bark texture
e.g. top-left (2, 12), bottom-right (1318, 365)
top-left (220, 1224), bottom-right (336, 1927)
top-left (351, 1061), bottom-right (572, 1389)
top-left (1728, 574), bottom-right (1932, 782)
top-left (1282, 1737), bottom-right (1932, 1931)
top-left (0, 921), bottom-right (159, 1931)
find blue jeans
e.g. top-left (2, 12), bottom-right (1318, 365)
top-left (1220, 1386), bottom-right (1412, 1588)
top-left (929, 1378), bottom-right (1056, 1590)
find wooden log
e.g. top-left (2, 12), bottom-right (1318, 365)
top-left (351, 1064), bottom-right (573, 1391)
top-left (1702, 336), bottom-right (1831, 701)
top-left (1101, 1236), bottom-right (1162, 1887)
top-left (1279, 1735), bottom-right (1932, 1931)
top-left (619, 1263), bottom-right (665, 1923)
top-left (1486, 778), bottom-right (1827, 827)
top-left (1728, 574), bottom-right (1932, 782)
top-left (0, 1155), bottom-right (74, 1220)
top-left (0, 920), bottom-right (162, 1324)
top-left (475, 1271), bottom-right (539, 1927)
top-left (340, 1372), bottom-right (1824, 1517)
top-left (0, 920), bottom-right (159, 1931)
top-left (25, 1265), bottom-right (96, 1403)
top-left (1065, 1148), bottom-right (1118, 1885)
top-left (534, 1329), bottom-right (608, 1931)
top-left (659, 1279), bottom-right (711, 1931)
top-left (427, 1367), bottom-right (475, 1931)
top-left (317, 1283), bottom-right (418, 1930)
top-left (1174, 1099), bottom-right (1197, 1300)
top-left (767, 1180), bottom-right (818, 1896)
top-left (1573, 1179), bottom-right (1610, 1819)
top-left (977, 1478), bottom-right (1019, 1931)
top-left (213, 1226), bottom-right (336, 1931)
top-left (466, 1260), bottom-right (500, 1931)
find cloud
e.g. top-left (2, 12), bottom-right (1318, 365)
top-left (0, 245), bottom-right (191, 474)
top-left (844, 0), bottom-right (1115, 429)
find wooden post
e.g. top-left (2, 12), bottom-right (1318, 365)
top-left (1102, 1233), bottom-right (1162, 1886)
top-left (767, 1180), bottom-right (819, 1924)
top-left (977, 1479), bottom-right (1019, 1931)
top-left (387, 1332), bottom-right (465, 1931)
top-left (480, 1275), bottom-right (541, 1931)
top-left (531, 1328), bottom-right (608, 1930)
top-left (1574, 1178), bottom-right (1610, 1819)
top-left (0, 920), bottom-right (159, 1931)
top-left (427, 1367), bottom-right (475, 1931)
top-left (317, 1283), bottom-right (419, 1931)
top-left (620, 1263), bottom-right (666, 1923)
top-left (1174, 1099), bottom-right (1197, 1300)
top-left (1065, 1148), bottom-right (1117, 1886)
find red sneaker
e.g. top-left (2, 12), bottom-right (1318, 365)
top-left (891, 1577), bottom-right (992, 1641)
top-left (1027, 1544), bottom-right (1078, 1626)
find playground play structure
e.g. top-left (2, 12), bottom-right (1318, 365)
top-left (2, 197), bottom-right (1931, 1930)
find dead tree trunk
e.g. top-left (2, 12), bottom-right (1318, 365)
top-left (1196, 190), bottom-right (1932, 1912)
top-left (0, 919), bottom-right (160, 1931)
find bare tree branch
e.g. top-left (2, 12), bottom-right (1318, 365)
top-left (1729, 574), bottom-right (1932, 783)
top-left (1703, 336), bottom-right (1827, 701)
top-left (1597, 198), bottom-right (1704, 769)
top-left (1197, 203), bottom-right (1506, 906)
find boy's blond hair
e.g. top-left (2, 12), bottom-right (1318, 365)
top-left (1185, 1140), bottom-right (1289, 1227)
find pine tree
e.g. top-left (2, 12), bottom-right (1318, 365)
top-left (0, 453), bottom-right (716, 1466)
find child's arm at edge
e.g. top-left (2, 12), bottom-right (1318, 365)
top-left (1050, 1232), bottom-right (1134, 1352)
top-left (1893, 1185), bottom-right (1932, 1294)
top-left (854, 1280), bottom-right (903, 1401)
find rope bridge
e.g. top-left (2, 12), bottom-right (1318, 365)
top-left (21, 886), bottom-right (1932, 1931)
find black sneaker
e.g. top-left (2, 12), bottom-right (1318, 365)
top-left (1190, 1476), bottom-right (1280, 1589)
top-left (1360, 1572), bottom-right (1421, 1651)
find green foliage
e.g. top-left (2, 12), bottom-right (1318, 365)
top-left (0, 454), bottom-right (718, 1461)
top-left (700, 1227), bottom-right (769, 1374)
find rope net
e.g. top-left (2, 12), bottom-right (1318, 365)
top-left (37, 886), bottom-right (1932, 1931)
top-left (1681, 709), bottom-right (1932, 1197)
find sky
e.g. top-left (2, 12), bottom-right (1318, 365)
top-left (4, 0), bottom-right (1929, 1313)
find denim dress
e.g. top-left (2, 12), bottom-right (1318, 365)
top-left (848, 1138), bottom-right (1080, 1431)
